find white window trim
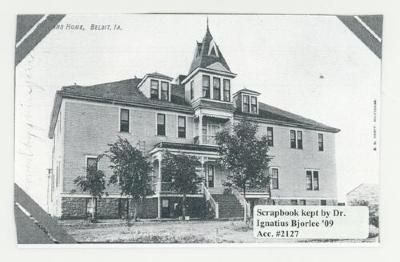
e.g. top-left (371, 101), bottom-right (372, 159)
top-left (85, 155), bottom-right (99, 171)
top-left (207, 40), bottom-right (219, 57)
top-left (212, 76), bottom-right (222, 101)
top-left (305, 169), bottom-right (320, 191)
top-left (156, 113), bottom-right (167, 137)
top-left (269, 167), bottom-right (280, 190)
top-left (118, 107), bottom-right (130, 133)
top-left (202, 73), bottom-right (212, 99)
top-left (318, 133), bottom-right (324, 151)
top-left (290, 128), bottom-right (304, 149)
top-left (176, 115), bottom-right (187, 139)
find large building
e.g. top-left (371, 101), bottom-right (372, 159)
top-left (48, 24), bottom-right (340, 219)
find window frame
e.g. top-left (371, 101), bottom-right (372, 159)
top-left (86, 156), bottom-right (98, 175)
top-left (150, 79), bottom-right (159, 100)
top-left (223, 79), bottom-right (230, 102)
top-left (213, 77), bottom-right (221, 100)
top-left (290, 130), bottom-right (297, 148)
top-left (160, 81), bottom-right (169, 101)
top-left (297, 130), bottom-right (303, 149)
top-left (119, 108), bottom-right (130, 133)
top-left (202, 75), bottom-right (210, 98)
top-left (270, 167), bottom-right (279, 190)
top-left (318, 133), bottom-right (324, 151)
top-left (290, 129), bottom-right (303, 149)
top-left (190, 80), bottom-right (194, 100)
top-left (306, 169), bottom-right (320, 191)
top-left (177, 115), bottom-right (186, 138)
top-left (243, 94), bottom-right (250, 112)
top-left (267, 127), bottom-right (274, 147)
top-left (156, 113), bottom-right (166, 136)
top-left (251, 96), bottom-right (258, 113)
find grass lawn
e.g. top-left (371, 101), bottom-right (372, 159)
top-left (60, 219), bottom-right (379, 244)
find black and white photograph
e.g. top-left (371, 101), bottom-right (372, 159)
top-left (13, 13), bottom-right (381, 245)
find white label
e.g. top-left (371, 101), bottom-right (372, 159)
top-left (254, 205), bottom-right (369, 239)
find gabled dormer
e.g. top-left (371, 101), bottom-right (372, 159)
top-left (137, 72), bottom-right (173, 101)
top-left (233, 88), bottom-right (261, 114)
top-left (181, 22), bottom-right (236, 106)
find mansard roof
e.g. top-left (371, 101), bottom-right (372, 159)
top-left (188, 25), bottom-right (232, 74)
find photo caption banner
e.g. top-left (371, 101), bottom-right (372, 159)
top-left (254, 205), bottom-right (369, 239)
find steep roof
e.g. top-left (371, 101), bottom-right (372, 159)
top-left (235, 102), bottom-right (340, 133)
top-left (188, 25), bottom-right (232, 74)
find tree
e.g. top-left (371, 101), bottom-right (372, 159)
top-left (162, 151), bottom-right (202, 219)
top-left (105, 137), bottom-right (153, 222)
top-left (215, 118), bottom-right (272, 208)
top-left (73, 158), bottom-right (106, 222)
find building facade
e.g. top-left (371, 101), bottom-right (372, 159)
top-left (48, 25), bottom-right (340, 219)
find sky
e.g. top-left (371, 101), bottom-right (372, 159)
top-left (15, 14), bottom-right (380, 209)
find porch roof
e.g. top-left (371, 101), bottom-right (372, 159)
top-left (151, 142), bottom-right (219, 153)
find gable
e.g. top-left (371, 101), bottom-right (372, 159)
top-left (206, 62), bottom-right (229, 72)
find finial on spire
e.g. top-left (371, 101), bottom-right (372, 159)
top-left (206, 16), bottom-right (209, 31)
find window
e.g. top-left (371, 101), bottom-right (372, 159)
top-left (162, 199), bottom-right (169, 208)
top-left (150, 80), bottom-right (159, 99)
top-left (120, 109), bottom-right (129, 132)
top-left (290, 200), bottom-right (298, 205)
top-left (270, 168), bottom-right (279, 189)
top-left (213, 77), bottom-right (221, 100)
top-left (251, 96), bottom-right (257, 113)
top-left (207, 165), bottom-right (215, 187)
top-left (223, 79), bottom-right (230, 102)
top-left (202, 75), bottom-right (210, 98)
top-left (178, 116), bottom-right (186, 138)
top-left (306, 171), bottom-right (313, 190)
top-left (243, 95), bottom-right (250, 112)
top-left (313, 171), bottom-right (319, 190)
top-left (190, 80), bottom-right (194, 100)
top-left (161, 81), bottom-right (169, 101)
top-left (56, 163), bottom-right (60, 187)
top-left (290, 130), bottom-right (296, 148)
top-left (299, 200), bottom-right (306, 206)
top-left (267, 127), bottom-right (274, 146)
top-left (306, 170), bottom-right (319, 191)
top-left (297, 131), bottom-right (303, 149)
top-left (86, 157), bottom-right (98, 173)
top-left (157, 113), bottom-right (166, 136)
top-left (320, 200), bottom-right (327, 206)
top-left (318, 133), bottom-right (324, 151)
top-left (290, 130), bottom-right (303, 149)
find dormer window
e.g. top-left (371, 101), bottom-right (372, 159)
top-left (251, 96), bottom-right (258, 113)
top-left (208, 40), bottom-right (219, 57)
top-left (243, 95), bottom-right (250, 112)
top-left (161, 81), bottom-right (169, 101)
top-left (150, 80), bottom-right (159, 100)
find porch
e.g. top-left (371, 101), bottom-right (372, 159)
top-left (149, 142), bottom-right (269, 219)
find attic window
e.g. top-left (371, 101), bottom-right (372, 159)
top-left (210, 46), bottom-right (217, 56)
top-left (208, 40), bottom-right (219, 57)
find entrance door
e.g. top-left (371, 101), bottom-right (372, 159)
top-left (207, 165), bottom-right (215, 188)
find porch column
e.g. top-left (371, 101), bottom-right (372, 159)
top-left (157, 154), bottom-right (162, 219)
top-left (200, 156), bottom-right (205, 188)
top-left (199, 115), bottom-right (203, 144)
